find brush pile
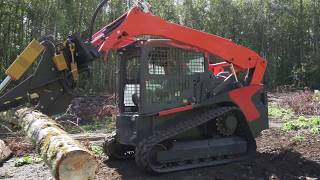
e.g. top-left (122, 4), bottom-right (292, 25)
top-left (59, 95), bottom-right (118, 122)
top-left (279, 91), bottom-right (320, 116)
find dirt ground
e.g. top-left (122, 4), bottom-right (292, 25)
top-left (96, 129), bottom-right (320, 180)
top-left (1, 128), bottom-right (319, 180)
top-left (0, 92), bottom-right (320, 180)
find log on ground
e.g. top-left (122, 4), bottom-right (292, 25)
top-left (0, 139), bottom-right (12, 164)
top-left (15, 108), bottom-right (98, 180)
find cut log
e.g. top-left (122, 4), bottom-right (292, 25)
top-left (0, 139), bottom-right (12, 164)
top-left (15, 108), bottom-right (98, 180)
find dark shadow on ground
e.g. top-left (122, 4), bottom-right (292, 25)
top-left (104, 150), bottom-right (320, 180)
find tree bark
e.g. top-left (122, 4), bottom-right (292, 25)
top-left (15, 108), bottom-right (97, 180)
top-left (0, 139), bottom-right (12, 164)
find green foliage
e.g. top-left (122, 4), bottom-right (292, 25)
top-left (310, 126), bottom-right (320, 134)
top-left (270, 94), bottom-right (320, 134)
top-left (14, 155), bottom-right (42, 167)
top-left (81, 121), bottom-right (108, 132)
top-left (268, 104), bottom-right (294, 121)
top-left (65, 117), bottom-right (115, 134)
top-left (291, 135), bottom-right (306, 142)
top-left (90, 145), bottom-right (104, 157)
top-left (282, 116), bottom-right (320, 134)
top-left (282, 122), bottom-right (298, 131)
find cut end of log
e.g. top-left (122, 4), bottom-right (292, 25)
top-left (0, 139), bottom-right (12, 164)
top-left (14, 107), bottom-right (98, 180)
top-left (57, 150), bottom-right (97, 180)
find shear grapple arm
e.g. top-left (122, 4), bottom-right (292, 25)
top-left (0, 35), bottom-right (99, 115)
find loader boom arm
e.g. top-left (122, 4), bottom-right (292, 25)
top-left (91, 6), bottom-right (267, 85)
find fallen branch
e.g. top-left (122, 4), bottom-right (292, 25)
top-left (60, 120), bottom-right (86, 133)
top-left (15, 108), bottom-right (98, 180)
top-left (0, 123), bottom-right (13, 132)
top-left (71, 133), bottom-right (107, 142)
top-left (0, 132), bottom-right (23, 138)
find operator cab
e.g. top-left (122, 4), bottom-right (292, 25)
top-left (117, 39), bottom-right (235, 116)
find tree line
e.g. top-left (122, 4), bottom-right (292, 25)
top-left (0, 0), bottom-right (319, 91)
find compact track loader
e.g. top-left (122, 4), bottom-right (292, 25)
top-left (0, 1), bottom-right (268, 173)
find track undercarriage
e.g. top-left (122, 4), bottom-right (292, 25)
top-left (104, 106), bottom-right (257, 173)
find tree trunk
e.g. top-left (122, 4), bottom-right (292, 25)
top-left (15, 108), bottom-right (97, 180)
top-left (0, 139), bottom-right (12, 164)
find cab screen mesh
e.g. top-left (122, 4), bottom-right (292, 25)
top-left (148, 47), bottom-right (204, 76)
top-left (124, 56), bottom-right (140, 107)
top-left (144, 47), bottom-right (204, 109)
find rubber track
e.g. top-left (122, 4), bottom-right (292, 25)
top-left (135, 106), bottom-right (250, 173)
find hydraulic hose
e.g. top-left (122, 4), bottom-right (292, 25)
top-left (89, 0), bottom-right (109, 41)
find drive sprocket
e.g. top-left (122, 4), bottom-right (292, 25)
top-left (216, 113), bottom-right (238, 136)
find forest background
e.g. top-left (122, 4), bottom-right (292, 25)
top-left (0, 0), bottom-right (319, 92)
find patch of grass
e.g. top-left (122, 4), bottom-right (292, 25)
top-left (270, 91), bottom-right (320, 135)
top-left (291, 135), bottom-right (305, 142)
top-left (90, 145), bottom-right (104, 157)
top-left (106, 117), bottom-right (116, 131)
top-left (310, 127), bottom-right (319, 134)
top-left (14, 155), bottom-right (42, 167)
top-left (268, 104), bottom-right (294, 121)
top-left (65, 117), bottom-right (115, 134)
top-left (81, 121), bottom-right (108, 132)
top-left (282, 116), bottom-right (320, 135)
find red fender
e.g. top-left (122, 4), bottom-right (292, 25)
top-left (229, 85), bottom-right (263, 122)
